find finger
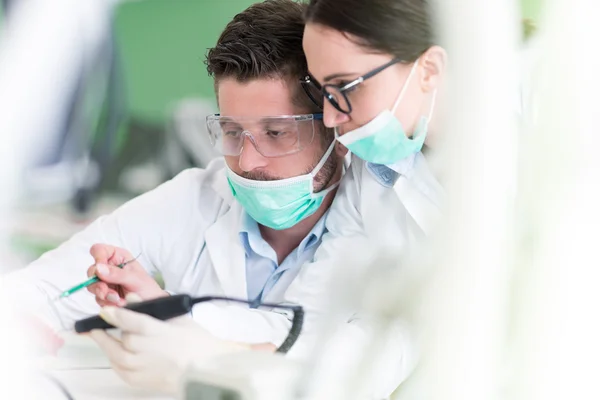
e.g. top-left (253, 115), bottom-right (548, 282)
top-left (119, 332), bottom-right (153, 353)
top-left (105, 290), bottom-right (126, 306)
top-left (95, 298), bottom-right (117, 307)
top-left (89, 330), bottom-right (140, 371)
top-left (88, 281), bottom-right (110, 300)
top-left (99, 306), bottom-right (167, 335)
top-left (94, 263), bottom-right (139, 287)
top-left (90, 244), bottom-right (133, 266)
top-left (89, 244), bottom-right (119, 265)
top-left (125, 293), bottom-right (143, 304)
top-left (86, 265), bottom-right (96, 278)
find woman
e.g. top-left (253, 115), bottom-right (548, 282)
top-left (302, 0), bottom-right (446, 242)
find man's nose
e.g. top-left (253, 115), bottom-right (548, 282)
top-left (238, 134), bottom-right (268, 172)
top-left (323, 100), bottom-right (350, 129)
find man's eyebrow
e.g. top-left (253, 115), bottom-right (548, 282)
top-left (323, 72), bottom-right (358, 82)
top-left (219, 118), bottom-right (241, 125)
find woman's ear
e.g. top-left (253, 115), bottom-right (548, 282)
top-left (419, 46), bottom-right (447, 92)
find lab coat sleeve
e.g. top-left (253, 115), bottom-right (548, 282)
top-left (1, 169), bottom-right (210, 332)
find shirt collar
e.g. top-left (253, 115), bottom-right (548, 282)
top-left (384, 152), bottom-right (417, 175)
top-left (238, 209), bottom-right (329, 258)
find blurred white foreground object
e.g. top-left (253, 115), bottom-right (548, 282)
top-left (509, 1), bottom-right (600, 400)
top-left (182, 352), bottom-right (300, 400)
top-left (0, 0), bottom-right (117, 397)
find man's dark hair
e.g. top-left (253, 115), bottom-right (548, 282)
top-left (205, 0), bottom-right (319, 113)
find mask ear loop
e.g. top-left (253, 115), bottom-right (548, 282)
top-left (310, 139), bottom-right (339, 195)
top-left (412, 88), bottom-right (439, 143)
top-left (310, 138), bottom-right (336, 178)
top-left (426, 89), bottom-right (438, 124)
top-left (391, 58), bottom-right (421, 114)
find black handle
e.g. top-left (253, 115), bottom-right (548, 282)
top-left (74, 294), bottom-right (194, 333)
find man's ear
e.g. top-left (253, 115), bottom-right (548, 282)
top-left (419, 45), bottom-right (447, 92)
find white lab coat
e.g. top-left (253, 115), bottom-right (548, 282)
top-left (313, 152), bottom-right (444, 399)
top-left (5, 158), bottom-right (307, 341)
top-left (4, 153), bottom-right (442, 400)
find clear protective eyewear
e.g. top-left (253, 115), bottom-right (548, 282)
top-left (206, 113), bottom-right (323, 158)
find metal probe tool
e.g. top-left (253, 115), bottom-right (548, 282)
top-left (54, 252), bottom-right (141, 301)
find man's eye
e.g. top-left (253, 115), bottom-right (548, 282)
top-left (224, 130), bottom-right (241, 137)
top-left (266, 130), bottom-right (286, 138)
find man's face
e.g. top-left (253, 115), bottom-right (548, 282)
top-left (217, 77), bottom-right (335, 191)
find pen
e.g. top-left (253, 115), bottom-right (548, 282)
top-left (55, 253), bottom-right (141, 300)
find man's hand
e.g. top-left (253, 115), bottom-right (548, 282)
top-left (86, 244), bottom-right (166, 306)
top-left (88, 294), bottom-right (250, 394)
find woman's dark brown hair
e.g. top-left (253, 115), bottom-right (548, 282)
top-left (305, 0), bottom-right (434, 62)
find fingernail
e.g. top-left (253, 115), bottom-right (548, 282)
top-left (125, 292), bottom-right (143, 303)
top-left (96, 264), bottom-right (109, 276)
top-left (106, 293), bottom-right (120, 303)
top-left (99, 307), bottom-right (116, 324)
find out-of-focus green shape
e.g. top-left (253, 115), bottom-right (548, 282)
top-left (114, 0), bottom-right (256, 124)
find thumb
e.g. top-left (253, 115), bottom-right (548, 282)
top-left (99, 306), bottom-right (167, 335)
top-left (90, 244), bottom-right (134, 266)
top-left (94, 263), bottom-right (138, 287)
top-left (89, 244), bottom-right (118, 265)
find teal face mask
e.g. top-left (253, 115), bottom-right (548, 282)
top-left (336, 59), bottom-right (437, 165)
top-left (226, 141), bottom-right (338, 230)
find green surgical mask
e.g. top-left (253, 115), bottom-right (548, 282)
top-left (226, 141), bottom-right (338, 230)
top-left (337, 59), bottom-right (437, 165)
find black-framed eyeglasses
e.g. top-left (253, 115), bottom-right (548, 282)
top-left (301, 57), bottom-right (404, 114)
top-left (74, 294), bottom-right (304, 354)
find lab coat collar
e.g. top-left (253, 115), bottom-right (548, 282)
top-left (393, 153), bottom-right (444, 236)
top-left (205, 163), bottom-right (248, 300)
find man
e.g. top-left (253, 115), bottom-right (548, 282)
top-left (6, 0), bottom-right (342, 346)
top-left (5, 1), bottom-right (416, 398)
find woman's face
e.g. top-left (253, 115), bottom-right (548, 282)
top-left (303, 23), bottom-right (440, 139)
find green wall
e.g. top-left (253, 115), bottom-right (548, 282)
top-left (114, 0), bottom-right (256, 124)
top-left (521, 0), bottom-right (545, 20)
top-left (0, 0), bottom-right (546, 125)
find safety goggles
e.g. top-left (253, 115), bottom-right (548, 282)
top-left (301, 57), bottom-right (404, 114)
top-left (206, 113), bottom-right (323, 158)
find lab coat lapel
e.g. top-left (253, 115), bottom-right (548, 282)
top-left (393, 157), bottom-right (443, 236)
top-left (205, 188), bottom-right (248, 299)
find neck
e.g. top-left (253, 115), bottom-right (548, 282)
top-left (259, 159), bottom-right (343, 264)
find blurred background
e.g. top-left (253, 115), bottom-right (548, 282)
top-left (0, 0), bottom-right (544, 268)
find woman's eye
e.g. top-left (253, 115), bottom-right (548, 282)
top-left (339, 81), bottom-right (359, 94)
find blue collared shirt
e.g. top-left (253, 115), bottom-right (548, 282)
top-left (366, 152), bottom-right (445, 205)
top-left (239, 210), bottom-right (328, 305)
top-left (366, 153), bottom-right (417, 187)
